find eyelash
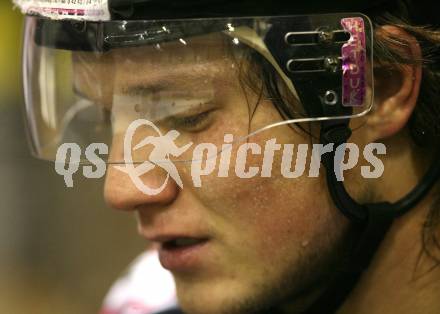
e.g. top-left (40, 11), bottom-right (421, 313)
top-left (170, 109), bottom-right (215, 132)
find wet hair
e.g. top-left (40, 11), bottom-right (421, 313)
top-left (237, 0), bottom-right (440, 263)
top-left (365, 0), bottom-right (440, 266)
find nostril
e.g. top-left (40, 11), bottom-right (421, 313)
top-left (104, 163), bottom-right (181, 211)
top-left (104, 186), bottom-right (133, 211)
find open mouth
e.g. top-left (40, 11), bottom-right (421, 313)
top-left (162, 237), bottom-right (209, 250)
top-left (158, 237), bottom-right (211, 270)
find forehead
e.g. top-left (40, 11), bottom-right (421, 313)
top-left (72, 32), bottom-right (240, 100)
top-left (73, 32), bottom-right (234, 73)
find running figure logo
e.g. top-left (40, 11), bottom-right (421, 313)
top-left (115, 119), bottom-right (193, 195)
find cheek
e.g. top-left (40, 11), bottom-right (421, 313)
top-left (208, 176), bottom-right (336, 272)
top-left (181, 130), bottom-right (336, 260)
top-left (240, 176), bottom-right (333, 260)
top-left (175, 96), bottom-right (344, 259)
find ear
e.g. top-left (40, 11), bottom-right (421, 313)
top-left (365, 25), bottom-right (422, 142)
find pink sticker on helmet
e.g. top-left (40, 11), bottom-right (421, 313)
top-left (341, 17), bottom-right (367, 107)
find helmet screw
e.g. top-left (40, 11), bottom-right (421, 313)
top-left (323, 90), bottom-right (338, 105)
top-left (323, 56), bottom-right (340, 73)
top-left (318, 29), bottom-right (334, 44)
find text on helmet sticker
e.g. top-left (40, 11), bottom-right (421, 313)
top-left (13, 0), bottom-right (110, 21)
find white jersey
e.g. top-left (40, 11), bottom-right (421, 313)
top-left (100, 250), bottom-right (177, 314)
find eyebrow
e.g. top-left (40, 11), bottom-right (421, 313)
top-left (119, 71), bottom-right (216, 96)
top-left (120, 81), bottom-right (168, 95)
top-left (74, 58), bottom-right (228, 108)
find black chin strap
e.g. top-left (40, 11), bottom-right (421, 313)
top-left (304, 120), bottom-right (440, 314)
top-left (260, 19), bottom-right (440, 313)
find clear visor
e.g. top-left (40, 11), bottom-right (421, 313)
top-left (23, 14), bottom-right (373, 164)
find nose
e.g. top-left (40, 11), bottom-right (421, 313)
top-left (104, 114), bottom-right (187, 211)
top-left (104, 116), bottom-right (183, 211)
top-left (104, 162), bottom-right (180, 211)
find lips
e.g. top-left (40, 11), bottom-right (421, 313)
top-left (158, 237), bottom-right (210, 271)
top-left (162, 237), bottom-right (207, 249)
top-left (141, 232), bottom-right (211, 271)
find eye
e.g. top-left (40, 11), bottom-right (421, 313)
top-left (168, 109), bottom-right (216, 132)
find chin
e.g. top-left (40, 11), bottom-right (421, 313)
top-left (174, 277), bottom-right (255, 314)
top-left (177, 288), bottom-right (229, 314)
top-left (177, 294), bottom-right (229, 314)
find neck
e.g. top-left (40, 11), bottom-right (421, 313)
top-left (338, 188), bottom-right (440, 314)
